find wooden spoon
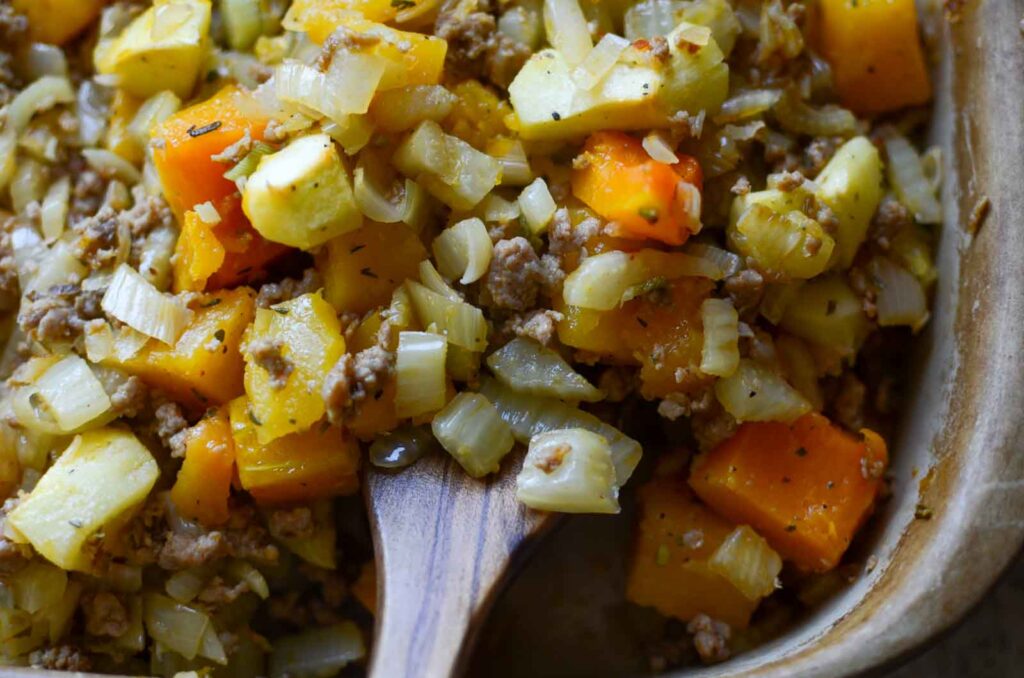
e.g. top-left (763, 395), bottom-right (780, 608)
top-left (364, 450), bottom-right (554, 678)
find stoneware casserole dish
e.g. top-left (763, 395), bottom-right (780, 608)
top-left (468, 1), bottom-right (1024, 676)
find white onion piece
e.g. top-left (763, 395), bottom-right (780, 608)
top-left (394, 331), bottom-right (448, 418)
top-left (432, 217), bottom-right (493, 284)
top-left (81, 148), bottom-right (142, 185)
top-left (517, 428), bottom-right (620, 514)
top-left (193, 201), bottom-right (221, 224)
top-left (700, 298), bottom-right (740, 378)
top-left (642, 130), bottom-right (679, 164)
top-left (417, 260), bottom-right (461, 301)
top-left (517, 177), bottom-right (557, 233)
top-left (714, 89), bottom-right (781, 124)
top-left (480, 192), bottom-right (521, 222)
top-left (432, 392), bottom-right (514, 477)
top-left (571, 33), bottom-right (629, 90)
top-left (268, 622), bottom-right (365, 678)
top-left (7, 75), bottom-right (74, 134)
top-left (870, 256), bottom-right (929, 331)
top-left (102, 264), bottom-right (191, 345)
top-left (543, 0), bottom-right (593, 66)
top-left (714, 359), bottom-right (811, 423)
top-left (885, 135), bottom-right (942, 225)
top-left (34, 355), bottom-right (112, 432)
top-left (39, 176), bottom-right (71, 241)
top-left (486, 337), bottom-right (603, 402)
top-left (19, 43), bottom-right (68, 80)
top-left (773, 89), bottom-right (857, 137)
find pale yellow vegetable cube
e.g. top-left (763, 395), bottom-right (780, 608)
top-left (8, 429), bottom-right (159, 572)
top-left (242, 134), bottom-right (361, 250)
top-left (94, 0), bottom-right (212, 99)
top-left (815, 136), bottom-right (884, 269)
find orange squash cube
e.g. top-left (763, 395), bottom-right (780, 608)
top-left (816, 0), bottom-right (932, 114)
top-left (170, 409), bottom-right (236, 526)
top-left (104, 288), bottom-right (255, 408)
top-left (627, 473), bottom-right (758, 629)
top-left (228, 398), bottom-right (360, 505)
top-left (690, 413), bottom-right (889, 572)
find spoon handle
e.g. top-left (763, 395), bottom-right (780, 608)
top-left (365, 452), bottom-right (548, 678)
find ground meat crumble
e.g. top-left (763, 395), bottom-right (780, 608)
top-left (483, 237), bottom-right (564, 311)
top-left (247, 337), bottom-right (294, 390)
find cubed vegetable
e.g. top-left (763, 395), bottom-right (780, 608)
top-left (779, 275), bottom-right (869, 357)
top-left (690, 413), bottom-right (889, 572)
top-left (708, 525), bottom-right (782, 601)
top-left (8, 429), bottom-right (159, 572)
top-left (728, 199), bottom-right (835, 280)
top-left (13, 0), bottom-right (104, 45)
top-left (242, 134), bottom-right (361, 250)
top-left (229, 398), bottom-right (360, 505)
top-left (173, 210), bottom-right (227, 293)
top-left (317, 221), bottom-right (427, 315)
top-left (431, 393), bottom-right (514, 478)
top-left (572, 131), bottom-right (703, 245)
top-left (816, 0), bottom-right (931, 114)
top-left (815, 137), bottom-right (884, 269)
top-left (104, 287), bottom-right (254, 408)
top-left (393, 121), bottom-right (501, 210)
top-left (283, 0), bottom-right (400, 36)
top-left (715, 359), bottom-right (812, 423)
top-left (153, 87), bottom-right (289, 290)
top-left (516, 428), bottom-right (620, 513)
top-left (243, 292), bottom-right (346, 443)
top-left (626, 471), bottom-right (758, 629)
top-left (94, 0), bottom-right (212, 99)
top-left (170, 409), bottom-right (236, 526)
top-left (105, 90), bottom-right (145, 165)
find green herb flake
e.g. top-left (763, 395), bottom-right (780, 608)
top-left (213, 329), bottom-right (226, 342)
top-left (622, 276), bottom-right (668, 303)
top-left (201, 298), bottom-right (222, 308)
top-left (391, 0), bottom-right (416, 7)
top-left (248, 409), bottom-right (263, 426)
top-left (656, 544), bottom-right (671, 566)
top-left (638, 207), bottom-right (659, 223)
top-left (914, 504), bottom-right (933, 520)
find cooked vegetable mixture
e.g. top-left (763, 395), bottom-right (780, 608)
top-left (0, 0), bottom-right (938, 673)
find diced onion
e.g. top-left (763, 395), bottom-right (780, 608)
top-left (165, 568), bottom-right (208, 604)
top-left (708, 525), bottom-right (782, 601)
top-left (431, 392), bottom-right (514, 477)
top-left (773, 89), bottom-right (857, 137)
top-left (226, 559), bottom-right (270, 600)
top-left (102, 264), bottom-right (191, 345)
top-left (393, 120), bottom-right (452, 179)
top-left (142, 593), bottom-right (211, 661)
top-left (354, 156), bottom-right (407, 223)
top-left (563, 250), bottom-right (725, 311)
top-left (884, 135), bottom-right (942, 224)
top-left (714, 89), bottom-right (782, 124)
top-left (114, 325), bottom-right (152, 362)
top-left (276, 56), bottom-right (384, 123)
top-left (684, 242), bottom-right (743, 278)
top-left (127, 91), bottom-right (182, 145)
top-left (517, 178), bottom-right (557, 234)
top-left (222, 0), bottom-right (264, 51)
top-left (0, 127), bottom-right (15, 192)
top-left (759, 281), bottom-right (804, 325)
top-left (642, 130), bottom-right (679, 164)
top-left (869, 256), bottom-right (929, 331)
top-left (405, 281), bottom-right (488, 351)
top-left (543, 0), bottom-right (594, 66)
top-left (417, 260), bottom-right (462, 302)
top-left (77, 80), bottom-right (111, 147)
top-left (84, 321), bottom-right (115, 363)
top-left (432, 217), bottom-right (493, 284)
top-left (394, 331), bottom-right (448, 418)
top-left (81, 148), bottom-right (142, 185)
top-left (700, 298), bottom-right (739, 378)
top-left (10, 158), bottom-right (47, 214)
top-left (11, 561), bottom-right (67, 614)
top-left (479, 376), bottom-right (641, 484)
top-left (193, 201), bottom-right (221, 225)
top-left (729, 203), bottom-right (834, 279)
top-left (623, 0), bottom-right (681, 40)
top-left (25, 241), bottom-right (87, 298)
top-left (571, 33), bottom-right (630, 90)
top-left (268, 622), bottom-right (365, 678)
top-left (199, 621), bottom-right (228, 664)
top-left (33, 354), bottom-right (112, 432)
top-left (321, 114), bottom-right (375, 155)
top-left (480, 192), bottom-right (521, 223)
top-left (775, 334), bottom-right (823, 410)
top-left (400, 179), bottom-right (431, 231)
top-left (369, 426), bottom-right (434, 469)
top-left (486, 337), bottom-right (603, 402)
top-left (18, 44), bottom-right (69, 80)
top-left (714, 359), bottom-right (811, 423)
top-left (7, 75), bottom-right (74, 135)
top-left (487, 138), bottom-right (533, 186)
top-left (39, 176), bottom-right (70, 242)
top-left (517, 428), bottom-right (620, 513)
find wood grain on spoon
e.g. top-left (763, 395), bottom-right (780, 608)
top-left (365, 449), bottom-right (556, 678)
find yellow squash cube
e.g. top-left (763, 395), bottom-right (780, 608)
top-left (13, 0), bottom-right (104, 45)
top-left (243, 292), bottom-right (346, 443)
top-left (94, 0), bottom-right (212, 99)
top-left (8, 430), bottom-right (159, 572)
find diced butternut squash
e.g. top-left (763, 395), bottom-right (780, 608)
top-left (8, 430), bottom-right (159, 572)
top-left (105, 91), bottom-right (145, 165)
top-left (816, 0), bottom-right (931, 114)
top-left (104, 287), bottom-right (255, 408)
top-left (229, 398), bottom-right (360, 505)
top-left (153, 86), bottom-right (289, 289)
top-left (690, 413), bottom-right (888, 572)
top-left (443, 80), bottom-right (512, 151)
top-left (572, 131), bottom-right (702, 246)
top-left (557, 278), bottom-right (713, 397)
top-left (243, 292), bottom-right (345, 443)
top-left (173, 210), bottom-right (226, 293)
top-left (170, 409), bottom-right (236, 527)
top-left (626, 471), bottom-right (758, 629)
top-left (153, 86), bottom-right (267, 221)
top-left (242, 134), bottom-right (361, 250)
top-left (283, 0), bottom-right (399, 38)
top-left (13, 0), bottom-right (104, 45)
top-left (94, 0), bottom-right (212, 99)
top-left (317, 221), bottom-right (427, 315)
top-left (351, 562), bottom-right (377, 614)
top-left (347, 376), bottom-right (399, 441)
